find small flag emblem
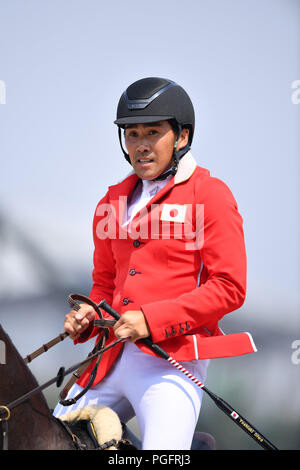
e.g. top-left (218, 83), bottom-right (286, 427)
top-left (231, 411), bottom-right (239, 420)
top-left (161, 204), bottom-right (187, 223)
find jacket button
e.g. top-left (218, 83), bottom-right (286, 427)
top-left (171, 326), bottom-right (176, 335)
top-left (133, 240), bottom-right (145, 248)
top-left (129, 269), bottom-right (136, 276)
top-left (122, 298), bottom-right (129, 305)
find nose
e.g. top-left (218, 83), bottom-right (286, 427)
top-left (136, 140), bottom-right (150, 153)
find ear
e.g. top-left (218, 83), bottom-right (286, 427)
top-left (177, 128), bottom-right (189, 150)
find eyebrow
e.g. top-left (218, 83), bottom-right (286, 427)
top-left (124, 122), bottom-right (163, 129)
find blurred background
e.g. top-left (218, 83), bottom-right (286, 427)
top-left (0, 0), bottom-right (299, 450)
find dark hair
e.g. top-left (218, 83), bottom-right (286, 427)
top-left (168, 119), bottom-right (191, 141)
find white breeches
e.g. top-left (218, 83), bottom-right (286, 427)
top-left (53, 341), bottom-right (209, 450)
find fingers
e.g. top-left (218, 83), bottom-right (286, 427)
top-left (114, 326), bottom-right (133, 341)
top-left (113, 310), bottom-right (150, 343)
top-left (64, 307), bottom-right (150, 342)
top-left (113, 316), bottom-right (131, 341)
top-left (64, 305), bottom-right (96, 340)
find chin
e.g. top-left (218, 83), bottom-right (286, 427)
top-left (140, 172), bottom-right (155, 180)
top-left (134, 168), bottom-right (159, 180)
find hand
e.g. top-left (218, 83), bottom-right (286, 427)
top-left (64, 304), bottom-right (96, 340)
top-left (113, 310), bottom-right (150, 343)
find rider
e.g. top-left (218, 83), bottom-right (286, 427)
top-left (53, 77), bottom-right (253, 449)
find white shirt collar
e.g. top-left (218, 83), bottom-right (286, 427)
top-left (141, 174), bottom-right (173, 197)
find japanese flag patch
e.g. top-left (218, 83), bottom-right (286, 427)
top-left (160, 204), bottom-right (187, 223)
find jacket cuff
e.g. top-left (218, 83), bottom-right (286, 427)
top-left (141, 300), bottom-right (190, 344)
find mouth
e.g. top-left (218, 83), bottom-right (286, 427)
top-left (135, 157), bottom-right (154, 166)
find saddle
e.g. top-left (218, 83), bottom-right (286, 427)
top-left (57, 405), bottom-right (136, 450)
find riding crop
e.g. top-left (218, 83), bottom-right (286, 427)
top-left (99, 299), bottom-right (279, 451)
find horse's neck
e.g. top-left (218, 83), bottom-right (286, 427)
top-left (0, 325), bottom-right (49, 408)
top-left (0, 325), bottom-right (66, 449)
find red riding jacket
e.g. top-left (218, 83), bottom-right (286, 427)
top-left (75, 152), bottom-right (256, 387)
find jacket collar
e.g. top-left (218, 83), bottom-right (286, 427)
top-left (174, 151), bottom-right (197, 184)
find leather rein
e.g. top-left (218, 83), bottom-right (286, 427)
top-left (0, 294), bottom-right (122, 450)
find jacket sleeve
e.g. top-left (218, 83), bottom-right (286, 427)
top-left (140, 177), bottom-right (247, 344)
top-left (75, 193), bottom-right (116, 344)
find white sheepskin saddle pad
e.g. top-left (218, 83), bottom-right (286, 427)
top-left (59, 405), bottom-right (123, 450)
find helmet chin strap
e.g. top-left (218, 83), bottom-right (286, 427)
top-left (152, 123), bottom-right (183, 181)
top-left (151, 142), bottom-right (179, 181)
top-left (118, 127), bottom-right (131, 163)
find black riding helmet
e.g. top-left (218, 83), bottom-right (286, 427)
top-left (114, 77), bottom-right (195, 179)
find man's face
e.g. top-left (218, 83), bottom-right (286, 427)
top-left (124, 121), bottom-right (176, 180)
